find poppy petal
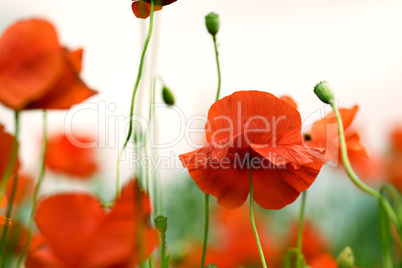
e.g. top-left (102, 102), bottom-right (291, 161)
top-left (141, 0), bottom-right (176, 6)
top-left (188, 165), bottom-right (249, 209)
top-left (205, 91), bottom-right (301, 146)
top-left (34, 194), bottom-right (105, 266)
top-left (0, 19), bottom-right (64, 110)
top-left (0, 124), bottom-right (19, 179)
top-left (251, 144), bottom-right (324, 168)
top-left (0, 192), bottom-right (6, 209)
top-left (279, 95), bottom-right (298, 110)
top-left (252, 159), bottom-right (323, 209)
top-left (83, 181), bottom-right (158, 267)
top-left (179, 136), bottom-right (236, 169)
top-left (131, 1), bottom-right (163, 19)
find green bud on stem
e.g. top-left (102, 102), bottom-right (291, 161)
top-left (206, 263), bottom-right (218, 268)
top-left (162, 86), bottom-right (175, 106)
top-left (205, 12), bottom-right (220, 36)
top-left (314, 81), bottom-right (335, 104)
top-left (154, 215), bottom-right (168, 233)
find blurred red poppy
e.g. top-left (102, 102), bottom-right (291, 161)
top-left (0, 19), bottom-right (96, 111)
top-left (0, 192), bottom-right (11, 226)
top-left (179, 91), bottom-right (324, 210)
top-left (386, 127), bottom-right (402, 191)
top-left (285, 221), bottom-right (328, 264)
top-left (45, 134), bottom-right (98, 178)
top-left (175, 205), bottom-right (281, 268)
top-left (304, 106), bottom-right (381, 180)
top-left (0, 124), bottom-right (19, 179)
top-left (25, 180), bottom-right (158, 267)
top-left (131, 1), bottom-right (164, 19)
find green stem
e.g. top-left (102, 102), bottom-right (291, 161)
top-left (379, 196), bottom-right (393, 268)
top-left (16, 111), bottom-right (48, 267)
top-left (212, 35), bottom-right (221, 101)
top-left (200, 36), bottom-right (222, 268)
top-left (330, 102), bottom-right (402, 242)
top-left (200, 194), bottom-right (209, 268)
top-left (296, 191), bottom-right (307, 268)
top-left (161, 232), bottom-right (167, 268)
top-left (116, 0), bottom-right (155, 198)
top-left (0, 112), bottom-right (20, 262)
top-left (249, 168), bottom-right (267, 268)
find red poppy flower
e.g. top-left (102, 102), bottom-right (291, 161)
top-left (0, 18), bottom-right (96, 111)
top-left (25, 180), bottom-right (158, 267)
top-left (179, 91), bottom-right (324, 210)
top-left (0, 192), bottom-right (11, 226)
top-left (45, 134), bottom-right (98, 178)
top-left (131, 0), bottom-right (176, 19)
top-left (0, 124), bottom-right (19, 179)
top-left (304, 106), bottom-right (380, 180)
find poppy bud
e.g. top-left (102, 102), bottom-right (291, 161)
top-left (162, 86), bottom-right (175, 106)
top-left (337, 246), bottom-right (354, 268)
top-left (206, 264), bottom-right (218, 268)
top-left (154, 215), bottom-right (168, 233)
top-left (205, 12), bottom-right (220, 36)
top-left (314, 81), bottom-right (335, 104)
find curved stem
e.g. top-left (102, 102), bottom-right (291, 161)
top-left (212, 35), bottom-right (221, 101)
top-left (296, 191), bottom-right (307, 268)
top-left (249, 168), bottom-right (267, 268)
top-left (330, 102), bottom-right (402, 241)
top-left (16, 111), bottom-right (48, 267)
top-left (0, 112), bottom-right (20, 264)
top-left (200, 32), bottom-right (222, 268)
top-left (116, 0), bottom-right (155, 198)
top-left (200, 194), bottom-right (209, 268)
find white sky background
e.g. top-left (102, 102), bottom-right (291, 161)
top-left (1, 0), bottom-right (402, 192)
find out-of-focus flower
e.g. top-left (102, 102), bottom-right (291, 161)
top-left (0, 192), bottom-right (11, 226)
top-left (0, 19), bottom-right (96, 111)
top-left (131, 0), bottom-right (176, 19)
top-left (305, 106), bottom-right (381, 180)
top-left (175, 205), bottom-right (281, 268)
top-left (180, 90), bottom-right (324, 209)
top-left (0, 124), bottom-right (19, 179)
top-left (386, 127), bottom-right (402, 191)
top-left (45, 134), bottom-right (98, 179)
top-left (285, 221), bottom-right (328, 264)
top-left (5, 173), bottom-right (34, 206)
top-left (25, 180), bottom-right (158, 267)
top-left (309, 253), bottom-right (337, 268)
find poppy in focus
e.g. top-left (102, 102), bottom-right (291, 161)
top-left (25, 180), bottom-right (158, 267)
top-left (45, 134), bottom-right (98, 179)
top-left (131, 0), bottom-right (176, 19)
top-left (0, 192), bottom-right (11, 226)
top-left (179, 90), bottom-right (324, 210)
top-left (0, 18), bottom-right (96, 111)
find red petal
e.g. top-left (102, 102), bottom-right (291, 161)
top-left (279, 95), bottom-right (298, 110)
top-left (34, 193), bottom-right (105, 266)
top-left (0, 124), bottom-right (19, 179)
top-left (205, 91), bottom-right (301, 147)
top-left (188, 164), bottom-right (250, 209)
top-left (83, 180), bottom-right (158, 266)
top-left (0, 19), bottom-right (64, 110)
top-left (252, 159), bottom-right (323, 209)
top-left (25, 49), bottom-right (97, 110)
top-left (251, 144), bottom-right (324, 168)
